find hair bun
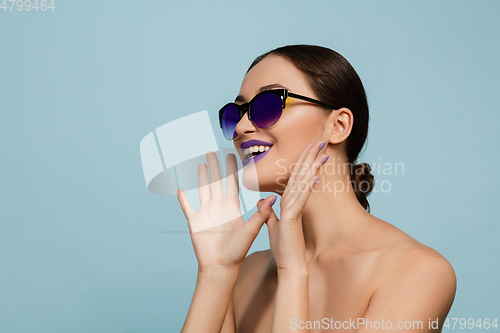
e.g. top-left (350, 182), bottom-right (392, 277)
top-left (351, 163), bottom-right (375, 212)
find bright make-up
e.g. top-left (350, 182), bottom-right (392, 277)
top-left (241, 139), bottom-right (273, 166)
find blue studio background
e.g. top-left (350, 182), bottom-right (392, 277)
top-left (1, 1), bottom-right (499, 332)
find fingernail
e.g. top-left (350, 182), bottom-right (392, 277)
top-left (270, 196), bottom-right (277, 207)
top-left (319, 141), bottom-right (326, 150)
top-left (314, 176), bottom-right (320, 185)
top-left (322, 156), bottom-right (329, 164)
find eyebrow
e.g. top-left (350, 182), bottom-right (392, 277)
top-left (235, 83), bottom-right (290, 103)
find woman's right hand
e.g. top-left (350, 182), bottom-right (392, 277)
top-left (176, 151), bottom-right (276, 274)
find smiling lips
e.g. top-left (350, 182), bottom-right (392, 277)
top-left (240, 139), bottom-right (274, 166)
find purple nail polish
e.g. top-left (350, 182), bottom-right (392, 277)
top-left (270, 196), bottom-right (277, 207)
top-left (314, 176), bottom-right (320, 185)
top-left (322, 156), bottom-right (329, 164)
top-left (319, 141), bottom-right (326, 150)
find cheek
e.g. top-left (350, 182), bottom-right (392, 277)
top-left (279, 108), bottom-right (323, 140)
top-left (270, 118), bottom-right (323, 178)
top-left (241, 110), bottom-right (324, 191)
top-left (275, 116), bottom-right (321, 161)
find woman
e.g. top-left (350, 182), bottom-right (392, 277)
top-left (176, 45), bottom-right (456, 332)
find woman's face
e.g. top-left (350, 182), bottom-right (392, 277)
top-left (234, 55), bottom-right (327, 193)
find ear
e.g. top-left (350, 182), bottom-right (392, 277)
top-left (327, 108), bottom-right (353, 144)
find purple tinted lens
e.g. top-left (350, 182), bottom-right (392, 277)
top-left (221, 104), bottom-right (240, 140)
top-left (251, 93), bottom-right (283, 128)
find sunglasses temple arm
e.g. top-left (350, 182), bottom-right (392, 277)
top-left (287, 92), bottom-right (334, 109)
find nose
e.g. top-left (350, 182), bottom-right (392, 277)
top-left (234, 111), bottom-right (257, 138)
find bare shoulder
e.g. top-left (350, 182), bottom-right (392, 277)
top-left (382, 242), bottom-right (456, 287)
top-left (354, 217), bottom-right (457, 324)
top-left (369, 217), bottom-right (457, 301)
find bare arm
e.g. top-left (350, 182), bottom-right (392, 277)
top-left (220, 298), bottom-right (236, 333)
top-left (176, 152), bottom-right (276, 333)
top-left (272, 267), bottom-right (310, 331)
top-left (181, 266), bottom-right (239, 333)
top-left (266, 141), bottom-right (328, 332)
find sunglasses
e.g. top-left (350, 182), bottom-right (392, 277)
top-left (218, 88), bottom-right (334, 140)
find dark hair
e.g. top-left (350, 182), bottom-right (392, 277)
top-left (247, 44), bottom-right (375, 212)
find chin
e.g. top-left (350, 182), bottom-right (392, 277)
top-left (241, 166), bottom-right (262, 191)
top-left (241, 165), bottom-right (284, 193)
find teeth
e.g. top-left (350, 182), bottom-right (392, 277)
top-left (243, 145), bottom-right (271, 158)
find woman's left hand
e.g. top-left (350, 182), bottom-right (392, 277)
top-left (266, 140), bottom-right (328, 272)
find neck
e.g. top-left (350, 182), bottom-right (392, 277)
top-left (297, 158), bottom-right (372, 261)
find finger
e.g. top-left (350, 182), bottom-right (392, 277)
top-left (198, 163), bottom-right (211, 204)
top-left (206, 151), bottom-right (223, 199)
top-left (292, 141), bottom-right (325, 192)
top-left (176, 188), bottom-right (195, 220)
top-left (288, 143), bottom-right (314, 192)
top-left (244, 196), bottom-right (277, 236)
top-left (226, 153), bottom-right (239, 197)
top-left (296, 153), bottom-right (328, 195)
top-left (288, 175), bottom-right (320, 213)
top-left (297, 141), bottom-right (324, 179)
top-left (265, 206), bottom-right (279, 231)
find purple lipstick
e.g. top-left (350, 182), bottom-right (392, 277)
top-left (240, 140), bottom-right (274, 166)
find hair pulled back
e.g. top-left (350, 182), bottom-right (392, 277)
top-left (247, 45), bottom-right (375, 211)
